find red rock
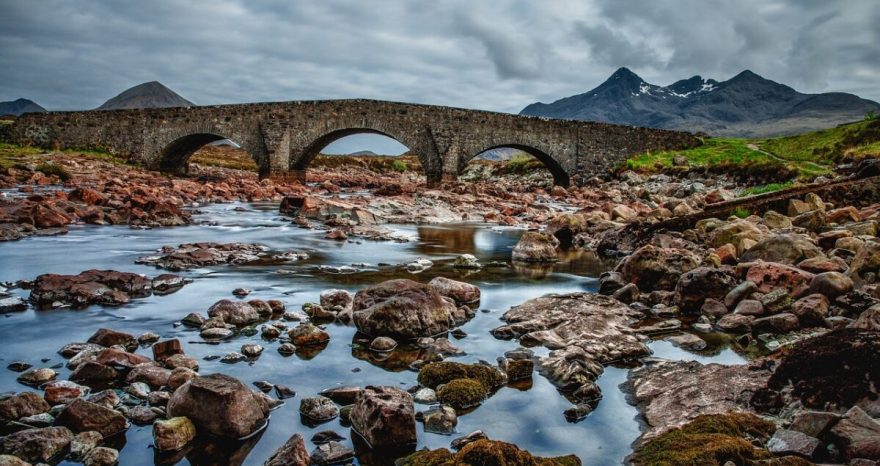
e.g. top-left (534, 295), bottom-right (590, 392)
top-left (55, 398), bottom-right (128, 437)
top-left (746, 262), bottom-right (815, 298)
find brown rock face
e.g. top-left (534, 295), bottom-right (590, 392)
top-left (264, 433), bottom-right (310, 466)
top-left (206, 299), bottom-right (259, 326)
top-left (626, 359), bottom-right (773, 440)
top-left (0, 392), bottom-right (50, 422)
top-left (0, 426), bottom-right (73, 463)
top-left (29, 270), bottom-right (155, 308)
top-left (350, 386), bottom-right (417, 449)
top-left (55, 398), bottom-right (128, 438)
top-left (166, 373), bottom-right (267, 439)
top-left (352, 279), bottom-right (455, 339)
top-left (746, 262), bottom-right (815, 298)
top-left (427, 276), bottom-right (481, 304)
top-left (674, 266), bottom-right (738, 313)
top-left (86, 328), bottom-right (137, 351)
top-left (830, 406), bottom-right (880, 460)
top-left (511, 231), bottom-right (559, 262)
top-left (616, 244), bottom-right (701, 292)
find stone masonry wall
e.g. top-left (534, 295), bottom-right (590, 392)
top-left (8, 99), bottom-right (701, 185)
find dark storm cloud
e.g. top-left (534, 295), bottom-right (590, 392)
top-left (0, 0), bottom-right (877, 113)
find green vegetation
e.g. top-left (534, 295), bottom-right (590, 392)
top-left (866, 110), bottom-right (877, 121)
top-left (397, 440), bottom-right (581, 466)
top-left (505, 152), bottom-right (545, 174)
top-left (759, 118), bottom-right (880, 164)
top-left (190, 145), bottom-right (258, 171)
top-left (35, 163), bottom-right (70, 181)
top-left (417, 361), bottom-right (505, 391)
top-left (739, 181), bottom-right (795, 197)
top-left (389, 159), bottom-right (408, 172)
top-left (631, 412), bottom-right (810, 466)
top-left (436, 378), bottom-right (487, 409)
top-left (625, 119), bottom-right (880, 185)
top-left (731, 207), bottom-right (751, 219)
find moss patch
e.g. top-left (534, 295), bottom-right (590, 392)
top-left (396, 439), bottom-right (580, 466)
top-left (753, 328), bottom-right (880, 412)
top-left (417, 362), bottom-right (505, 391)
top-left (436, 378), bottom-right (487, 409)
top-left (631, 413), bottom-right (784, 466)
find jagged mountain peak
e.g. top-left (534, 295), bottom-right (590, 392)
top-left (520, 68), bottom-right (880, 137)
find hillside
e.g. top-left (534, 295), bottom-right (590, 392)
top-left (522, 67), bottom-right (880, 138)
top-left (624, 118), bottom-right (880, 183)
top-left (0, 98), bottom-right (47, 116)
top-left (97, 81), bottom-right (194, 110)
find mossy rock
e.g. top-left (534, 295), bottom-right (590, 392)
top-left (395, 439), bottom-right (581, 466)
top-left (631, 412), bottom-right (812, 466)
top-left (753, 328), bottom-right (880, 412)
top-left (436, 378), bottom-right (487, 409)
top-left (417, 362), bottom-right (505, 391)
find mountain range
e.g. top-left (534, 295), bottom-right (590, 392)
top-left (0, 98), bottom-right (46, 116)
top-left (521, 67), bottom-right (880, 137)
top-left (97, 81), bottom-right (194, 110)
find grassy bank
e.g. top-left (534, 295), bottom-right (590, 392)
top-left (624, 118), bottom-right (880, 182)
top-left (0, 143), bottom-right (127, 172)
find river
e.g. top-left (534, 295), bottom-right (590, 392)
top-left (0, 200), bottom-right (745, 465)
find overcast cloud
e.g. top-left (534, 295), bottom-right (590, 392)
top-left (1, 0), bottom-right (878, 114)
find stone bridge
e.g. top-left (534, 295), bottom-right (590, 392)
top-left (7, 99), bottom-right (700, 186)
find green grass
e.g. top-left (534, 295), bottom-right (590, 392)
top-left (739, 181), bottom-right (795, 197)
top-left (625, 138), bottom-right (766, 171)
top-left (759, 119), bottom-right (880, 164)
top-left (505, 152), bottom-right (545, 173)
top-left (732, 207), bottom-right (751, 219)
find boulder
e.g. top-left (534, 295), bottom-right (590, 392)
top-left (55, 399), bottom-right (127, 438)
top-left (83, 446), bottom-right (118, 466)
top-left (752, 313), bottom-right (800, 334)
top-left (166, 373), bottom-right (267, 438)
top-left (791, 294), bottom-right (830, 327)
top-left (86, 328), bottom-right (136, 351)
top-left (319, 289), bottom-right (353, 312)
top-left (511, 232), bottom-right (558, 263)
top-left (616, 245), bottom-right (701, 292)
top-left (809, 271), bottom-right (854, 298)
top-left (746, 262), bottom-right (815, 297)
top-left (674, 267), bottom-right (738, 313)
top-left (352, 279), bottom-right (455, 339)
top-left (427, 277), bottom-right (480, 304)
top-left (152, 417), bottom-right (196, 451)
top-left (766, 428), bottom-right (821, 459)
top-left (299, 396), bottom-right (339, 423)
top-left (264, 433), bottom-right (309, 466)
top-left (0, 392), bottom-right (50, 422)
top-left (830, 406), bottom-right (880, 460)
top-left (0, 426), bottom-right (73, 463)
top-left (709, 219), bottom-right (768, 255)
top-left (288, 323), bottom-right (330, 346)
top-left (740, 233), bottom-right (823, 265)
top-left (350, 386), bottom-right (416, 448)
top-left (206, 299), bottom-right (259, 325)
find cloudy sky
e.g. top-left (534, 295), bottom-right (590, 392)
top-left (1, 0), bottom-right (877, 152)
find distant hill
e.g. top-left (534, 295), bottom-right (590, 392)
top-left (521, 67), bottom-right (880, 137)
top-left (347, 150), bottom-right (380, 156)
top-left (97, 81), bottom-right (194, 110)
top-left (0, 98), bottom-right (47, 116)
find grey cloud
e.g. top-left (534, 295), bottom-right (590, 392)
top-left (0, 0), bottom-right (877, 114)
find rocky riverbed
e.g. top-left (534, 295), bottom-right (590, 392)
top-left (0, 149), bottom-right (878, 465)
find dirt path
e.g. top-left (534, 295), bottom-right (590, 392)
top-left (746, 143), bottom-right (829, 173)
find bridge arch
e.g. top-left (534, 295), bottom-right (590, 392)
top-left (290, 126), bottom-right (442, 184)
top-left (151, 124), bottom-right (270, 177)
top-left (464, 143), bottom-right (570, 187)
